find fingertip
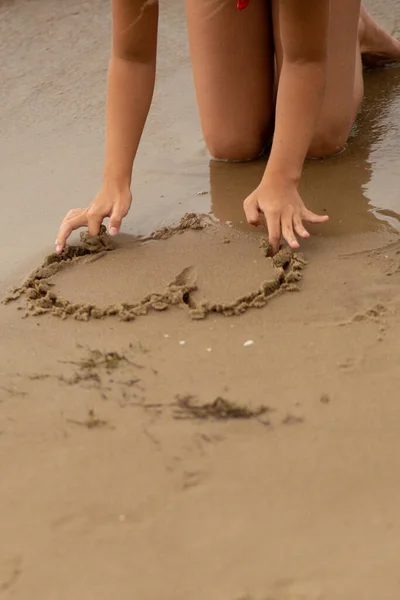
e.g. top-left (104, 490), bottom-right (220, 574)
top-left (246, 210), bottom-right (261, 227)
top-left (270, 241), bottom-right (280, 255)
top-left (244, 202), bottom-right (260, 225)
top-left (304, 211), bottom-right (329, 224)
top-left (109, 226), bottom-right (119, 236)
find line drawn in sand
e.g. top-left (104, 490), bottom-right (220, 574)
top-left (3, 214), bottom-right (307, 322)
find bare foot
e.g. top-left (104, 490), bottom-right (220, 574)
top-left (359, 4), bottom-right (400, 68)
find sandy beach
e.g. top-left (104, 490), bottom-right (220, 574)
top-left (1, 1), bottom-right (400, 598)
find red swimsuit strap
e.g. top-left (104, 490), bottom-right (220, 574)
top-left (237, 0), bottom-right (250, 9)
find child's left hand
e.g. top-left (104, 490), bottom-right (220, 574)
top-left (243, 176), bottom-right (329, 254)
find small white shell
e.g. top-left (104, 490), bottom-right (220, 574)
top-left (243, 340), bottom-right (254, 347)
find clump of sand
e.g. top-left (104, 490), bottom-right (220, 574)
top-left (144, 212), bottom-right (209, 240)
top-left (173, 395), bottom-right (270, 422)
top-left (3, 213), bottom-right (307, 321)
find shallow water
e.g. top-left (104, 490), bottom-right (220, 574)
top-left (0, 0), bottom-right (399, 287)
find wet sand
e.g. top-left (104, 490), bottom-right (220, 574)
top-left (1, 1), bottom-right (400, 599)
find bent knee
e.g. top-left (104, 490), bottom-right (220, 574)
top-left (308, 123), bottom-right (351, 159)
top-left (206, 130), bottom-right (266, 162)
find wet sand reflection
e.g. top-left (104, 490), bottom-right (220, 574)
top-left (209, 67), bottom-right (400, 237)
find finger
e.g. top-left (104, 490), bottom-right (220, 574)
top-left (243, 198), bottom-right (262, 227)
top-left (293, 214), bottom-right (310, 239)
top-left (255, 212), bottom-right (266, 228)
top-left (301, 209), bottom-right (329, 224)
top-left (109, 205), bottom-right (128, 236)
top-left (55, 211), bottom-right (88, 253)
top-left (282, 214), bottom-right (300, 249)
top-left (265, 214), bottom-right (281, 254)
top-left (86, 211), bottom-right (104, 236)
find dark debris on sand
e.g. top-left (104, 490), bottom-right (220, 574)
top-left (173, 395), bottom-right (271, 423)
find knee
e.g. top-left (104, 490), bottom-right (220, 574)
top-left (308, 123), bottom-right (351, 159)
top-left (206, 131), bottom-right (265, 162)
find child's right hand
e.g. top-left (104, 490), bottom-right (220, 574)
top-left (55, 183), bottom-right (132, 253)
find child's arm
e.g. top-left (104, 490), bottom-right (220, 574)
top-left (56, 0), bottom-right (158, 252)
top-left (244, 0), bottom-right (329, 253)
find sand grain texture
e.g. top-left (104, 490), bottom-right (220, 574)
top-left (1, 227), bottom-right (400, 600)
